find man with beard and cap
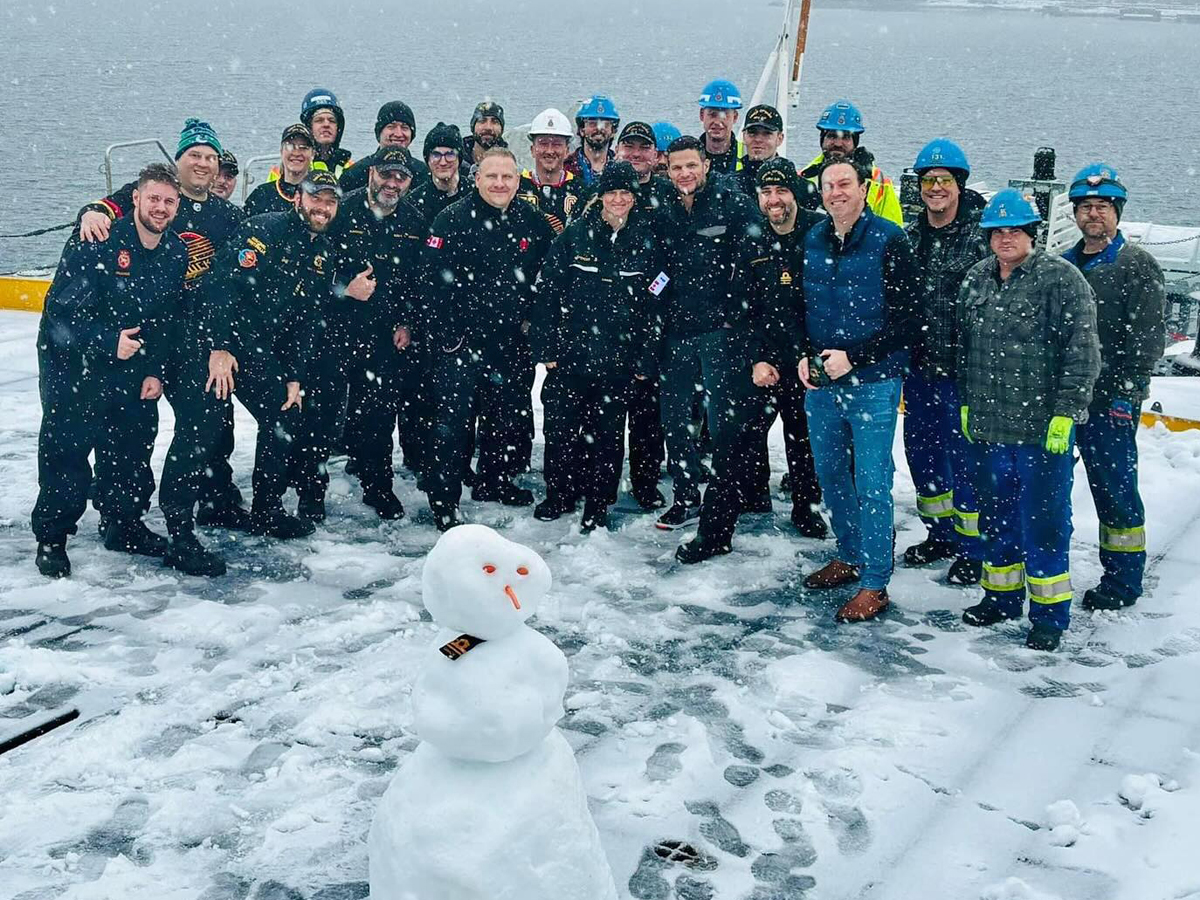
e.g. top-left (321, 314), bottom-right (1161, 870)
top-left (246, 124), bottom-right (316, 217)
top-left (75, 118), bottom-right (249, 532)
top-left (212, 151), bottom-right (239, 202)
top-left (799, 100), bottom-right (903, 225)
top-left (408, 122), bottom-right (467, 224)
top-left (734, 104), bottom-right (819, 209)
top-left (564, 94), bottom-right (619, 187)
top-left (653, 135), bottom-right (765, 559)
top-left (313, 149), bottom-right (428, 522)
top-left (532, 160), bottom-right (665, 532)
top-left (519, 108), bottom-right (587, 235)
top-left (339, 100), bottom-right (429, 194)
top-left (462, 100), bottom-right (507, 173)
top-left (155, 171), bottom-right (342, 575)
top-left (33, 164), bottom-right (189, 579)
top-left (1063, 163), bottom-right (1165, 613)
top-left (748, 157), bottom-right (827, 540)
top-left (696, 79), bottom-right (743, 175)
top-left (419, 148), bottom-right (556, 532)
top-left (300, 87), bottom-right (352, 179)
top-left (899, 139), bottom-right (989, 586)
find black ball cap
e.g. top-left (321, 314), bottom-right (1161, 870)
top-left (281, 123), bottom-right (315, 147)
top-left (618, 121), bottom-right (656, 146)
top-left (300, 169), bottom-right (343, 197)
top-left (374, 148), bottom-right (413, 177)
top-left (744, 104), bottom-right (784, 133)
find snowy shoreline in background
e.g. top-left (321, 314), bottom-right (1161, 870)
top-left (2, 309), bottom-right (1200, 900)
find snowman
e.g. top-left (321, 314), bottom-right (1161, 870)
top-left (369, 524), bottom-right (618, 900)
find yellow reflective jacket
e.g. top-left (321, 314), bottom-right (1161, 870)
top-left (805, 152), bottom-right (904, 226)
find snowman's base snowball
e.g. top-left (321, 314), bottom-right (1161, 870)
top-left (369, 729), bottom-right (618, 900)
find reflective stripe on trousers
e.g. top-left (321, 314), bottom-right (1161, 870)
top-left (916, 490), bottom-right (954, 518)
top-left (1028, 573), bottom-right (1072, 605)
top-left (1099, 523), bottom-right (1146, 553)
top-left (954, 508), bottom-right (980, 538)
top-left (982, 561), bottom-right (1025, 593)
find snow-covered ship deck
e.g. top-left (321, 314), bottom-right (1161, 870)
top-left (2, 309), bottom-right (1200, 900)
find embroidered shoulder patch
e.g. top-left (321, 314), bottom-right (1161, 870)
top-left (248, 236), bottom-right (267, 253)
top-left (238, 248), bottom-right (258, 268)
top-left (116, 249), bottom-right (132, 270)
top-left (426, 235), bottom-right (445, 249)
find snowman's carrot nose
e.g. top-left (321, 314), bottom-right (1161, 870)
top-left (505, 585), bottom-right (521, 610)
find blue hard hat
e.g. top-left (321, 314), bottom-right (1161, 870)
top-left (816, 100), bottom-right (864, 134)
top-left (652, 121), bottom-right (682, 152)
top-left (914, 138), bottom-right (970, 176)
top-left (576, 94), bottom-right (621, 122)
top-left (698, 79), bottom-right (743, 110)
top-left (979, 188), bottom-right (1041, 230)
top-left (1068, 162), bottom-right (1127, 203)
top-left (300, 87), bottom-right (345, 133)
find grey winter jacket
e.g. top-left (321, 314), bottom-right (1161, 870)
top-left (956, 249), bottom-right (1101, 445)
top-left (1062, 235), bottom-right (1165, 405)
top-left (904, 190), bottom-right (989, 380)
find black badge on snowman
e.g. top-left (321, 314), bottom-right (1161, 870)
top-left (438, 633), bottom-right (487, 660)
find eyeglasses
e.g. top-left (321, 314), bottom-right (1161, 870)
top-left (429, 150), bottom-right (459, 162)
top-left (920, 174), bottom-right (957, 189)
top-left (533, 137), bottom-right (568, 149)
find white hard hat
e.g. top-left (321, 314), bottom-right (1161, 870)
top-left (529, 108), bottom-right (574, 138)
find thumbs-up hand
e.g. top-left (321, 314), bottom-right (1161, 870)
top-left (346, 263), bottom-right (376, 301)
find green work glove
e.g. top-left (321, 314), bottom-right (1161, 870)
top-left (1045, 415), bottom-right (1074, 454)
top-left (960, 405), bottom-right (972, 443)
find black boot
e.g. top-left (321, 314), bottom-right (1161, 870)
top-left (632, 484), bottom-right (667, 511)
top-left (656, 499), bottom-right (702, 531)
top-left (946, 557), bottom-right (982, 586)
top-left (580, 500), bottom-right (609, 534)
top-left (1026, 623), bottom-right (1063, 651)
top-left (297, 491), bottom-right (326, 524)
top-left (903, 537), bottom-right (957, 567)
top-left (364, 488), bottom-right (405, 521)
top-left (250, 506), bottom-right (315, 539)
top-left (962, 598), bottom-right (1022, 627)
top-left (534, 495), bottom-right (575, 522)
top-left (791, 504), bottom-right (828, 539)
top-left (1080, 585), bottom-right (1136, 611)
top-left (197, 501), bottom-right (252, 531)
top-left (102, 518), bottom-right (168, 558)
top-left (675, 536), bottom-right (731, 565)
top-left (36, 541), bottom-right (70, 579)
top-left (472, 479), bottom-right (534, 507)
top-left (164, 530), bottom-right (227, 577)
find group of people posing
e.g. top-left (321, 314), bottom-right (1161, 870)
top-left (32, 80), bottom-right (1165, 651)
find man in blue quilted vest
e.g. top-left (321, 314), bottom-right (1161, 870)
top-left (797, 158), bottom-right (920, 622)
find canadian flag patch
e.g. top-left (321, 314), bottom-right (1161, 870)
top-left (519, 237), bottom-right (530, 251)
top-left (426, 235), bottom-right (445, 249)
top-left (649, 272), bottom-right (670, 296)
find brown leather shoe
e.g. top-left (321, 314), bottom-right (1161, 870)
top-left (835, 589), bottom-right (890, 623)
top-left (803, 559), bottom-right (860, 590)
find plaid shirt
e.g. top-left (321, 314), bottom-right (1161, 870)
top-left (957, 249), bottom-right (1100, 445)
top-left (905, 191), bottom-right (989, 379)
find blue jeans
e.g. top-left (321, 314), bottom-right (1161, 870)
top-left (902, 372), bottom-right (982, 559)
top-left (972, 441), bottom-right (1075, 631)
top-left (1076, 399), bottom-right (1145, 601)
top-left (805, 378), bottom-right (901, 590)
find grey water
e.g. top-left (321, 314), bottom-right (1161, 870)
top-left (2, 0), bottom-right (1197, 269)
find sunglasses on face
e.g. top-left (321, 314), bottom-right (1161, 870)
top-left (920, 174), bottom-right (956, 189)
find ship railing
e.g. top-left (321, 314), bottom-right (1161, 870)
top-left (103, 139), bottom-right (173, 194)
top-left (240, 154), bottom-right (281, 204)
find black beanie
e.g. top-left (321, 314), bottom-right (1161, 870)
top-left (595, 160), bottom-right (639, 195)
top-left (756, 157), bottom-right (803, 198)
top-left (423, 122), bottom-right (464, 161)
top-left (376, 101), bottom-right (416, 140)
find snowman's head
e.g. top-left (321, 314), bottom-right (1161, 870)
top-left (421, 525), bottom-right (552, 639)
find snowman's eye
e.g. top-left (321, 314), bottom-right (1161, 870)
top-left (516, 566), bottom-right (529, 576)
top-left (482, 564), bottom-right (497, 574)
